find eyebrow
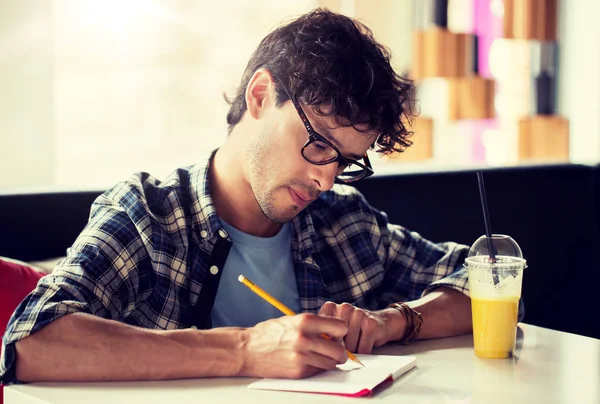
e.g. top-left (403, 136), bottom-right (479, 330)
top-left (314, 123), bottom-right (364, 161)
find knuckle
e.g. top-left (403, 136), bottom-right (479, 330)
top-left (340, 302), bottom-right (354, 314)
top-left (356, 307), bottom-right (368, 317)
top-left (319, 301), bottom-right (337, 316)
top-left (339, 304), bottom-right (356, 322)
top-left (296, 312), bottom-right (314, 328)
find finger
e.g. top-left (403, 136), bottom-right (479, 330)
top-left (282, 352), bottom-right (326, 379)
top-left (345, 308), bottom-right (365, 352)
top-left (299, 350), bottom-right (340, 372)
top-left (318, 301), bottom-right (337, 317)
top-left (356, 317), bottom-right (377, 354)
top-left (337, 302), bottom-right (355, 323)
top-left (333, 303), bottom-right (355, 340)
top-left (295, 313), bottom-right (348, 340)
top-left (320, 303), bottom-right (354, 343)
top-left (290, 365), bottom-right (322, 380)
top-left (336, 343), bottom-right (349, 364)
top-left (294, 333), bottom-right (348, 364)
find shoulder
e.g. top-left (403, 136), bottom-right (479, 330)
top-left (94, 166), bottom-right (194, 218)
top-left (67, 167), bottom-right (197, 258)
top-left (83, 167), bottom-right (197, 250)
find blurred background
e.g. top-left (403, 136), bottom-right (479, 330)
top-left (0, 0), bottom-right (598, 189)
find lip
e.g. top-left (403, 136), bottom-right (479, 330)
top-left (288, 188), bottom-right (311, 207)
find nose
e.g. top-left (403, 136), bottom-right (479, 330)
top-left (309, 162), bottom-right (338, 192)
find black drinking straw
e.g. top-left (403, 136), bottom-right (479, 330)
top-left (476, 172), bottom-right (497, 263)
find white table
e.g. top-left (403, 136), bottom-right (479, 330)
top-left (5, 324), bottom-right (599, 403)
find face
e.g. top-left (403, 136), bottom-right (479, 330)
top-left (245, 98), bottom-right (375, 223)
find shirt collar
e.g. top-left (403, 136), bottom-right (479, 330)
top-left (188, 150), bottom-right (223, 241)
top-left (188, 149), bottom-right (318, 259)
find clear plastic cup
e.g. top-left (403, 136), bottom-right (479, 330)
top-left (465, 235), bottom-right (527, 359)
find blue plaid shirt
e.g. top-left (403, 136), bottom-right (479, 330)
top-left (0, 154), bottom-right (470, 384)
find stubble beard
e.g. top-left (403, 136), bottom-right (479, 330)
top-left (246, 140), bottom-right (299, 224)
top-left (256, 185), bottom-right (300, 224)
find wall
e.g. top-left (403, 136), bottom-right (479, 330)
top-left (557, 0), bottom-right (600, 163)
top-left (353, 0), bottom-right (413, 72)
top-left (0, 1), bottom-right (598, 188)
top-left (0, 0), bottom-right (54, 187)
top-left (51, 0), bottom-right (317, 188)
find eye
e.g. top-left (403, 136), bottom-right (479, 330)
top-left (312, 141), bottom-right (329, 152)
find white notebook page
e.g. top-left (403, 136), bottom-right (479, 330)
top-left (247, 354), bottom-right (417, 395)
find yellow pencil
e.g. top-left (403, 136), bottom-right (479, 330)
top-left (238, 274), bottom-right (365, 367)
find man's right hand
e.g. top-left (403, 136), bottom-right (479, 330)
top-left (239, 313), bottom-right (349, 379)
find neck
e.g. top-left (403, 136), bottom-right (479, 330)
top-left (209, 135), bottom-right (282, 238)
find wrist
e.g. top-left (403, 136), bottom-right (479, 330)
top-left (379, 307), bottom-right (407, 344)
top-left (235, 327), bottom-right (252, 377)
top-left (387, 303), bottom-right (424, 344)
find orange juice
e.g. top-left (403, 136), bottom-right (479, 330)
top-left (471, 297), bottom-right (519, 358)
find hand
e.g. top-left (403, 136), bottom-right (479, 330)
top-left (319, 302), bottom-right (390, 354)
top-left (240, 313), bottom-right (349, 379)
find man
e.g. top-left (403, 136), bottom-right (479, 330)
top-left (1, 8), bottom-right (472, 383)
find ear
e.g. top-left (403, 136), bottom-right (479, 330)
top-left (245, 68), bottom-right (277, 120)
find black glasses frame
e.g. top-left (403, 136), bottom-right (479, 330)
top-left (277, 80), bottom-right (374, 183)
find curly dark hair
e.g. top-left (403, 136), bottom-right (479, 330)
top-left (225, 8), bottom-right (417, 154)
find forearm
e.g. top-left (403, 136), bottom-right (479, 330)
top-left (380, 287), bottom-right (472, 342)
top-left (15, 312), bottom-right (246, 382)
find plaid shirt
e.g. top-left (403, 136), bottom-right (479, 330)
top-left (0, 154), bottom-right (470, 384)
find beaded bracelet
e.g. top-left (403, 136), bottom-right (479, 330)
top-left (387, 302), bottom-right (424, 344)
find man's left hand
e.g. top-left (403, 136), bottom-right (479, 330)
top-left (318, 302), bottom-right (390, 354)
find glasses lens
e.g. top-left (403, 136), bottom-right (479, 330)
top-left (303, 140), bottom-right (338, 163)
top-left (336, 164), bottom-right (367, 183)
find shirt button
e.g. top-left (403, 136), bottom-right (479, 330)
top-left (200, 230), bottom-right (208, 238)
top-left (218, 229), bottom-right (228, 239)
top-left (210, 265), bottom-right (219, 275)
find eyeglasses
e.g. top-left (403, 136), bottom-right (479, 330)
top-left (277, 82), bottom-right (374, 183)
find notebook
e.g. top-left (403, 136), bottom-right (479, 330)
top-left (247, 354), bottom-right (417, 397)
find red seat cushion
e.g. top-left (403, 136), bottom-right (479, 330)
top-left (0, 258), bottom-right (45, 403)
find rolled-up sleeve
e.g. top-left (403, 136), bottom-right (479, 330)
top-left (381, 220), bottom-right (470, 299)
top-left (0, 191), bottom-right (149, 384)
top-left (379, 218), bottom-right (525, 321)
